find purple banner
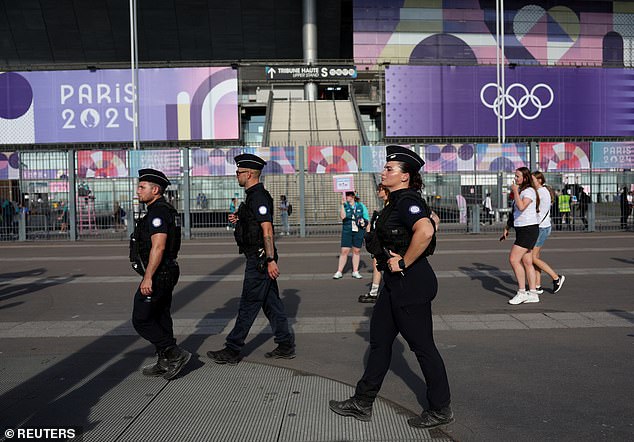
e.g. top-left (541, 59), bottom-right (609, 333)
top-left (0, 67), bottom-right (238, 144)
top-left (386, 66), bottom-right (634, 137)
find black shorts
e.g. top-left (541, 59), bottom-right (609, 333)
top-left (514, 224), bottom-right (539, 249)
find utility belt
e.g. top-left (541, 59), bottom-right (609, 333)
top-left (130, 257), bottom-right (178, 277)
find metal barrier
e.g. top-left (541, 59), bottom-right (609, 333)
top-left (0, 148), bottom-right (632, 241)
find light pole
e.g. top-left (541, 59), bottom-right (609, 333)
top-left (129, 0), bottom-right (139, 150)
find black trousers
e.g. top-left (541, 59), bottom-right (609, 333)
top-left (354, 259), bottom-right (451, 410)
top-left (225, 255), bottom-right (294, 351)
top-left (132, 266), bottom-right (179, 351)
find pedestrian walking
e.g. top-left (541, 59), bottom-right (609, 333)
top-left (130, 169), bottom-right (191, 380)
top-left (358, 183), bottom-right (390, 303)
top-left (330, 145), bottom-right (453, 430)
top-left (333, 191), bottom-right (369, 279)
top-left (207, 154), bottom-right (295, 365)
top-left (279, 195), bottom-right (290, 236)
top-left (531, 172), bottom-right (566, 294)
top-left (501, 167), bottom-right (541, 305)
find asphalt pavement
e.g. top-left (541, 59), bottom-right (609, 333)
top-left (0, 232), bottom-right (633, 441)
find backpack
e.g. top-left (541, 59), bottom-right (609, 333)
top-left (287, 204), bottom-right (293, 216)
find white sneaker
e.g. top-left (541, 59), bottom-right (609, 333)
top-left (525, 291), bottom-right (540, 303)
top-left (535, 286), bottom-right (544, 295)
top-left (351, 271), bottom-right (363, 279)
top-left (333, 271), bottom-right (343, 279)
top-left (508, 290), bottom-right (530, 305)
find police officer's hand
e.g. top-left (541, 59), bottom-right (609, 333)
top-left (267, 260), bottom-right (280, 280)
top-left (140, 277), bottom-right (153, 296)
top-left (228, 213), bottom-right (238, 224)
top-left (386, 250), bottom-right (403, 273)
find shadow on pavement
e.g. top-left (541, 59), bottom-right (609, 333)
top-left (0, 257), bottom-right (244, 437)
top-left (458, 262), bottom-right (516, 299)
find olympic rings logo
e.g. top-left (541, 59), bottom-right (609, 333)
top-left (480, 83), bottom-right (554, 120)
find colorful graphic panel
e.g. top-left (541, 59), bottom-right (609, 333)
top-left (386, 65), bottom-right (634, 137)
top-left (20, 151), bottom-right (68, 179)
top-left (476, 144), bottom-right (528, 172)
top-left (423, 144), bottom-right (476, 172)
top-left (0, 152), bottom-right (20, 179)
top-left (77, 150), bottom-right (128, 178)
top-left (129, 150), bottom-right (182, 177)
top-left (191, 147), bottom-right (253, 176)
top-left (257, 147), bottom-right (296, 175)
top-left (539, 142), bottom-right (591, 171)
top-left (591, 142), bottom-right (634, 169)
top-left (0, 67), bottom-right (238, 144)
top-left (359, 145), bottom-right (386, 172)
top-left (353, 1), bottom-right (634, 68)
top-left (307, 146), bottom-right (358, 173)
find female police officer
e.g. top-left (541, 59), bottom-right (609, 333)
top-left (329, 145), bottom-right (453, 429)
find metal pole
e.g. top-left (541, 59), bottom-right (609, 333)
top-left (500, 0), bottom-right (506, 143)
top-left (130, 0), bottom-right (139, 150)
top-left (302, 0), bottom-right (318, 101)
top-left (495, 0), bottom-right (501, 144)
top-left (299, 146), bottom-right (306, 237)
top-left (68, 149), bottom-right (77, 241)
top-left (182, 148), bottom-right (191, 239)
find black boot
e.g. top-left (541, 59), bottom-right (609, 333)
top-left (408, 405), bottom-right (454, 429)
top-left (142, 350), bottom-right (169, 377)
top-left (162, 345), bottom-right (191, 380)
top-left (358, 293), bottom-right (377, 303)
top-left (329, 397), bottom-right (373, 422)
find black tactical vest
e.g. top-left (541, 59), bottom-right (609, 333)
top-left (130, 198), bottom-right (181, 270)
top-left (234, 189), bottom-right (273, 255)
top-left (374, 189), bottom-right (436, 260)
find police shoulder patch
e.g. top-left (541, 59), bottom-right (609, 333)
top-left (258, 205), bottom-right (268, 215)
top-left (409, 205), bottom-right (421, 214)
top-left (151, 217), bottom-right (163, 227)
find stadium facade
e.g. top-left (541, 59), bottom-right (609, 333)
top-left (0, 0), bottom-right (632, 239)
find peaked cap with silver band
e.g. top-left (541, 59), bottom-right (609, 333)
top-left (385, 145), bottom-right (425, 172)
top-left (234, 153), bottom-right (267, 170)
top-left (138, 168), bottom-right (171, 187)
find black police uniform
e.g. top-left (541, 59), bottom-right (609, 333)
top-left (330, 145), bottom-right (452, 428)
top-left (225, 182), bottom-right (294, 352)
top-left (130, 169), bottom-right (189, 380)
top-left (354, 188), bottom-right (450, 408)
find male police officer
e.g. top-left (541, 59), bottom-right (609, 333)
top-left (131, 168), bottom-right (191, 380)
top-left (207, 154), bottom-right (295, 364)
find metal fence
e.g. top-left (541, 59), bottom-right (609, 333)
top-left (0, 148), bottom-right (632, 241)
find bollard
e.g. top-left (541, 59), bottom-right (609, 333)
top-left (587, 203), bottom-right (595, 232)
top-left (127, 211), bottom-right (134, 238)
top-left (470, 205), bottom-right (481, 234)
top-left (18, 210), bottom-right (26, 241)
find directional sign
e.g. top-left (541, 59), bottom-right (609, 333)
top-left (265, 66), bottom-right (357, 81)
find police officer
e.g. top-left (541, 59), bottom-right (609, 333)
top-left (130, 169), bottom-right (191, 380)
top-left (207, 154), bottom-right (295, 364)
top-left (329, 145), bottom-right (453, 429)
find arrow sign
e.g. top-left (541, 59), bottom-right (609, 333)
top-left (266, 67), bottom-right (276, 79)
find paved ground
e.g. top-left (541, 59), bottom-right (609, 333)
top-left (0, 232), bottom-right (633, 441)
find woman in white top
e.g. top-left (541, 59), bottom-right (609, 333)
top-left (501, 167), bottom-right (540, 305)
top-left (531, 172), bottom-right (566, 294)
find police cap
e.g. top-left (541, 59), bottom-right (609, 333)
top-left (385, 145), bottom-right (425, 172)
top-left (138, 168), bottom-right (171, 188)
top-left (234, 153), bottom-right (266, 170)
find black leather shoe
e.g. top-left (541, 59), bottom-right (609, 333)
top-left (264, 345), bottom-right (296, 359)
top-left (142, 351), bottom-right (169, 377)
top-left (408, 405), bottom-right (454, 429)
top-left (329, 397), bottom-right (373, 422)
top-left (358, 293), bottom-right (377, 303)
top-left (162, 346), bottom-right (192, 380)
top-left (207, 347), bottom-right (242, 365)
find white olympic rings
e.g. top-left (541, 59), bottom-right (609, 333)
top-left (480, 82), bottom-right (554, 120)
